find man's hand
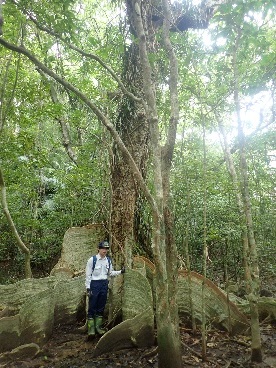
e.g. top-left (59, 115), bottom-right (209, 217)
top-left (86, 288), bottom-right (91, 296)
top-left (121, 266), bottom-right (126, 274)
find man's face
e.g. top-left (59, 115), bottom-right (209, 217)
top-left (99, 248), bottom-right (108, 257)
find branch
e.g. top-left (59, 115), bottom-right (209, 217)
top-left (21, 11), bottom-right (142, 104)
top-left (0, 37), bottom-right (157, 213)
top-left (47, 80), bottom-right (78, 166)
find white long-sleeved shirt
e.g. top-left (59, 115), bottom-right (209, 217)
top-left (85, 254), bottom-right (122, 289)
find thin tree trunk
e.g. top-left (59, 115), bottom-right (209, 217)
top-left (224, 237), bottom-right (233, 335)
top-left (201, 122), bottom-right (208, 361)
top-left (237, 128), bottom-right (262, 362)
top-left (131, 1), bottom-right (182, 366)
top-left (161, 0), bottom-right (182, 358)
top-left (0, 168), bottom-right (32, 278)
top-left (232, 29), bottom-right (262, 363)
top-left (218, 91), bottom-right (262, 362)
top-left (0, 0), bottom-right (3, 36)
top-left (180, 129), bottom-right (196, 334)
top-left (184, 192), bottom-right (196, 333)
top-left (218, 122), bottom-right (251, 286)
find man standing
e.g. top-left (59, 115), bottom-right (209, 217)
top-left (85, 240), bottom-right (125, 337)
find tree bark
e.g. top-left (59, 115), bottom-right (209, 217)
top-left (110, 41), bottom-right (149, 266)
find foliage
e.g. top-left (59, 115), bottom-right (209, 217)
top-left (0, 0), bottom-right (275, 284)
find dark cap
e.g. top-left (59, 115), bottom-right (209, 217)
top-left (98, 241), bottom-right (109, 249)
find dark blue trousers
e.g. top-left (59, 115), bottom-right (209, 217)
top-left (88, 279), bottom-right (109, 318)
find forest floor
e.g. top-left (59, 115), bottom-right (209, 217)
top-left (2, 319), bottom-right (275, 368)
top-left (1, 269), bottom-right (275, 368)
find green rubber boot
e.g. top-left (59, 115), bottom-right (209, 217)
top-left (87, 318), bottom-right (95, 337)
top-left (95, 315), bottom-right (107, 335)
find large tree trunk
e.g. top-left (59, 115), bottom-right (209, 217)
top-left (107, 1), bottom-right (151, 328)
top-left (110, 41), bottom-right (149, 265)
